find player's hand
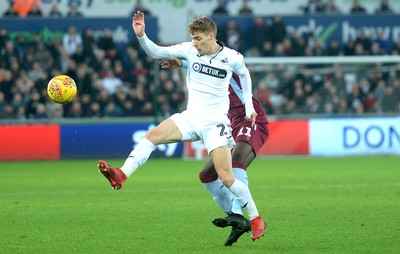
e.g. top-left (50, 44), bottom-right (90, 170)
top-left (249, 112), bottom-right (257, 127)
top-left (132, 11), bottom-right (145, 37)
top-left (160, 59), bottom-right (182, 69)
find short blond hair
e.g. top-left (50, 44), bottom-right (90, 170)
top-left (188, 16), bottom-right (217, 36)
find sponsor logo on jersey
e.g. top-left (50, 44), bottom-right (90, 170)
top-left (192, 62), bottom-right (227, 78)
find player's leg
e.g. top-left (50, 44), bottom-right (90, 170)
top-left (199, 142), bottom-right (254, 214)
top-left (213, 120), bottom-right (269, 242)
top-left (99, 118), bottom-right (182, 189)
top-left (199, 154), bottom-right (251, 246)
top-left (214, 142), bottom-right (255, 245)
top-left (210, 145), bottom-right (264, 241)
top-left (230, 141), bottom-right (256, 214)
top-left (199, 159), bottom-right (233, 214)
top-left (121, 118), bottom-right (182, 175)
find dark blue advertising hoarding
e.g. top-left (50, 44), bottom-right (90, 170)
top-left (61, 123), bottom-right (183, 159)
top-left (212, 15), bottom-right (400, 48)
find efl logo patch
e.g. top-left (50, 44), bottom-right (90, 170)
top-left (192, 62), bottom-right (227, 79)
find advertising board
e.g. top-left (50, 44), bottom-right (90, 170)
top-left (310, 118), bottom-right (400, 156)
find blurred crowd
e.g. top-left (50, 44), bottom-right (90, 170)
top-left (0, 0), bottom-right (399, 121)
top-left (0, 25), bottom-right (187, 120)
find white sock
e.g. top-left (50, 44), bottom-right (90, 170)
top-left (229, 179), bottom-right (259, 220)
top-left (231, 168), bottom-right (248, 215)
top-left (121, 137), bottom-right (156, 177)
top-left (202, 179), bottom-right (233, 213)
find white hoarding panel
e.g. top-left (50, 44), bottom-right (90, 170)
top-left (310, 118), bottom-right (400, 156)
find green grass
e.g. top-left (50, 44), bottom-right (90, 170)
top-left (0, 156), bottom-right (399, 254)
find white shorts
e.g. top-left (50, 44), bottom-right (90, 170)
top-left (170, 110), bottom-right (235, 154)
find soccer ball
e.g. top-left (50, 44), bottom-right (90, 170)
top-left (47, 75), bottom-right (77, 104)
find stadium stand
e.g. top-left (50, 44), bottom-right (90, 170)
top-left (0, 8), bottom-right (399, 120)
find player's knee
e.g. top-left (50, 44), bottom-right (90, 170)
top-left (199, 171), bottom-right (218, 183)
top-left (220, 175), bottom-right (235, 188)
top-left (144, 128), bottom-right (160, 144)
top-left (232, 161), bottom-right (247, 170)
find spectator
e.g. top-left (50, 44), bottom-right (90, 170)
top-left (0, 28), bottom-right (9, 49)
top-left (391, 39), bottom-right (400, 55)
top-left (102, 69), bottom-right (123, 95)
top-left (66, 4), bottom-right (84, 18)
top-left (303, 0), bottom-right (326, 15)
top-left (370, 42), bottom-right (383, 55)
top-left (28, 32), bottom-right (44, 52)
top-left (47, 36), bottom-right (64, 67)
top-left (33, 43), bottom-right (54, 70)
top-left (26, 4), bottom-right (43, 17)
top-left (374, 31), bottom-right (390, 54)
top-left (347, 85), bottom-right (364, 113)
top-left (261, 41), bottom-right (274, 56)
top-left (325, 0), bottom-right (342, 15)
top-left (313, 39), bottom-right (326, 56)
top-left (25, 89), bottom-right (43, 118)
top-left (290, 32), bottom-right (307, 56)
top-left (350, 0), bottom-right (367, 14)
top-left (354, 43), bottom-right (367, 55)
top-left (104, 100), bottom-right (123, 117)
top-left (71, 44), bottom-right (87, 64)
top-left (48, 4), bottom-right (63, 18)
top-left (220, 19), bottom-right (242, 51)
top-left (0, 91), bottom-right (6, 114)
top-left (375, 0), bottom-right (394, 15)
top-left (381, 86), bottom-right (398, 112)
top-left (326, 39), bottom-right (342, 56)
top-left (86, 101), bottom-right (102, 118)
top-left (14, 34), bottom-right (29, 62)
top-left (28, 61), bottom-right (44, 82)
top-left (63, 26), bottom-right (83, 56)
top-left (354, 31), bottom-right (371, 54)
top-left (97, 28), bottom-right (117, 53)
top-left (344, 40), bottom-right (355, 55)
top-left (81, 27), bottom-right (97, 61)
top-left (67, 101), bottom-right (84, 118)
top-left (75, 63), bottom-right (93, 94)
top-left (15, 69), bottom-right (35, 94)
top-left (121, 46), bottom-right (139, 72)
top-left (363, 92), bottom-right (377, 113)
top-left (46, 100), bottom-right (64, 118)
top-left (238, 0), bottom-right (253, 16)
top-left (13, 0), bottom-right (40, 17)
top-left (212, 0), bottom-right (229, 16)
top-left (2, 40), bottom-right (19, 67)
top-left (2, 4), bottom-right (19, 18)
top-left (1, 103), bottom-right (15, 119)
top-left (34, 103), bottom-right (48, 119)
top-left (113, 60), bottom-right (129, 82)
top-left (250, 16), bottom-right (268, 51)
top-left (130, 0), bottom-right (152, 16)
top-left (268, 15), bottom-right (287, 48)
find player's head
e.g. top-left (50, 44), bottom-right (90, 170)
top-left (188, 16), bottom-right (217, 37)
top-left (188, 16), bottom-right (218, 55)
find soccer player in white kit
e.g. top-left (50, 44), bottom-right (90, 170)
top-left (98, 11), bottom-right (265, 242)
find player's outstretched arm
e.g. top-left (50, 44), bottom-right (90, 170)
top-left (160, 59), bottom-right (183, 69)
top-left (132, 11), bottom-right (145, 37)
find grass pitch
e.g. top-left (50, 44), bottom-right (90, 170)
top-left (0, 156), bottom-right (399, 254)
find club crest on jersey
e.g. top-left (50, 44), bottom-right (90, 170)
top-left (192, 62), bottom-right (227, 79)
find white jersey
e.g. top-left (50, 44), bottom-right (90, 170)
top-left (138, 34), bottom-right (254, 115)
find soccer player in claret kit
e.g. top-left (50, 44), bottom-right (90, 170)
top-left (161, 58), bottom-right (269, 245)
top-left (97, 11), bottom-right (265, 242)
